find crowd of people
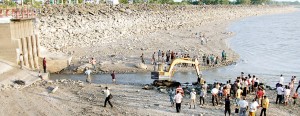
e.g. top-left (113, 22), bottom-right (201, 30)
top-left (167, 72), bottom-right (299, 115)
top-left (140, 50), bottom-right (227, 68)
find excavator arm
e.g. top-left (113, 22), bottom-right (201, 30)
top-left (151, 58), bottom-right (201, 81)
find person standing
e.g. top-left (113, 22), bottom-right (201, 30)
top-left (166, 50), bottom-right (170, 63)
top-left (279, 74), bottom-right (284, 85)
top-left (190, 88), bottom-right (196, 109)
top-left (260, 96), bottom-right (269, 116)
top-left (284, 85), bottom-right (291, 106)
top-left (111, 71), bottom-right (116, 84)
top-left (224, 96), bottom-right (231, 116)
top-left (238, 97), bottom-right (248, 116)
top-left (152, 52), bottom-right (156, 65)
top-left (158, 50), bottom-right (162, 62)
top-left (211, 86), bottom-right (219, 106)
top-left (19, 54), bottom-right (23, 69)
top-left (202, 54), bottom-right (206, 66)
top-left (236, 87), bottom-right (243, 104)
top-left (175, 91), bottom-right (183, 113)
top-left (276, 84), bottom-right (284, 104)
top-left (168, 88), bottom-right (175, 107)
top-left (43, 57), bottom-right (47, 73)
top-left (90, 57), bottom-right (96, 70)
top-left (296, 77), bottom-right (300, 93)
top-left (249, 99), bottom-right (259, 116)
top-left (103, 87), bottom-right (113, 107)
top-left (85, 67), bottom-right (92, 84)
top-left (292, 92), bottom-right (298, 105)
top-left (199, 88), bottom-right (205, 106)
top-left (176, 85), bottom-right (184, 96)
top-left (222, 50), bottom-right (226, 62)
top-left (170, 51), bottom-right (175, 61)
top-left (140, 53), bottom-right (145, 64)
top-left (161, 51), bottom-right (165, 63)
top-left (256, 87), bottom-right (264, 105)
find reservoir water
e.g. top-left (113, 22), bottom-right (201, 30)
top-left (51, 9), bottom-right (300, 87)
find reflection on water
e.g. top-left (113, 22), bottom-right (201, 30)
top-left (51, 10), bottom-right (300, 87)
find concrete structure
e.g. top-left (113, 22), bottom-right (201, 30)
top-left (0, 18), bottom-right (40, 70)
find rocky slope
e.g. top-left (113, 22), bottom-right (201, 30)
top-left (36, 4), bottom-right (296, 73)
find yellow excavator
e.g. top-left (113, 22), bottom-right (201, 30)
top-left (151, 58), bottom-right (202, 87)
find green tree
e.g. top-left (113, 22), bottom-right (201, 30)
top-left (236, 0), bottom-right (251, 4)
top-left (220, 0), bottom-right (229, 4)
top-left (203, 0), bottom-right (214, 4)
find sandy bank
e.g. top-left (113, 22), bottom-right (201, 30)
top-left (0, 80), bottom-right (299, 115)
top-left (36, 5), bottom-right (297, 73)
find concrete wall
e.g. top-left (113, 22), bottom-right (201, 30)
top-left (0, 23), bottom-right (17, 63)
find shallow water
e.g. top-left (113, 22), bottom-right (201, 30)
top-left (51, 9), bottom-right (300, 87)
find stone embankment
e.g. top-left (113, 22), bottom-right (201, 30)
top-left (36, 4), bottom-right (295, 73)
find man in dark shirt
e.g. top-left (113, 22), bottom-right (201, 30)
top-left (111, 71), bottom-right (116, 84)
top-left (225, 96), bottom-right (231, 116)
top-left (43, 57), bottom-right (47, 73)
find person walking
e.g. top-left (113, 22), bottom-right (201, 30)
top-left (19, 54), bottom-right (23, 69)
top-left (238, 97), bottom-right (248, 116)
top-left (175, 91), bottom-right (183, 113)
top-left (224, 96), bottom-right (231, 116)
top-left (190, 88), bottom-right (196, 109)
top-left (43, 57), bottom-right (47, 73)
top-left (111, 71), bottom-right (116, 84)
top-left (103, 87), bottom-right (113, 108)
top-left (85, 67), bottom-right (92, 84)
top-left (260, 96), bottom-right (269, 116)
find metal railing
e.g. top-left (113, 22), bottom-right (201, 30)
top-left (0, 8), bottom-right (36, 19)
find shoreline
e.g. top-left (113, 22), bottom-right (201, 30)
top-left (1, 5), bottom-right (300, 115)
top-left (38, 5), bottom-right (298, 74)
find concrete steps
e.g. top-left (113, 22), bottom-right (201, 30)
top-left (0, 60), bottom-right (48, 90)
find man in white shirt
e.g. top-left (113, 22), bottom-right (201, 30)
top-left (279, 74), bottom-right (284, 85)
top-left (211, 86), bottom-right (219, 106)
top-left (276, 84), bottom-right (284, 104)
top-left (85, 67), bottom-right (92, 83)
top-left (175, 91), bottom-right (183, 113)
top-left (249, 99), bottom-right (259, 116)
top-left (19, 54), bottom-right (23, 69)
top-left (190, 88), bottom-right (196, 109)
top-left (103, 87), bottom-right (113, 107)
top-left (238, 97), bottom-right (249, 116)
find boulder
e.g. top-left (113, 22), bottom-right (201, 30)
top-left (77, 63), bottom-right (93, 73)
top-left (135, 63), bottom-right (147, 69)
